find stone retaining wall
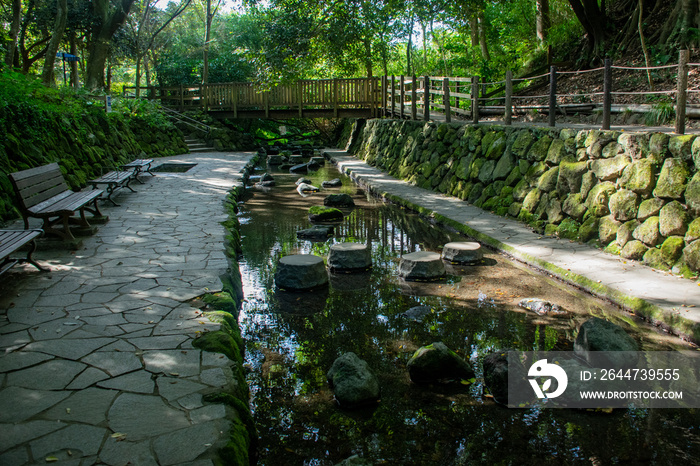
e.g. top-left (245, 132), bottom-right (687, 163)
top-left (345, 119), bottom-right (700, 276)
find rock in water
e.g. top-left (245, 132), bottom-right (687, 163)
top-left (297, 225), bottom-right (334, 240)
top-left (398, 251), bottom-right (445, 280)
top-left (324, 193), bottom-right (355, 207)
top-left (297, 183), bottom-right (320, 195)
top-left (322, 178), bottom-right (342, 188)
top-left (407, 342), bottom-right (475, 383)
top-left (574, 317), bottom-right (639, 368)
top-left (518, 298), bottom-right (566, 316)
top-left (327, 352), bottom-right (380, 408)
top-left (274, 254), bottom-right (328, 291)
top-left (398, 305), bottom-right (433, 322)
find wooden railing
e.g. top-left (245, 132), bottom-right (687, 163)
top-left (123, 77), bottom-right (382, 119)
top-left (383, 50), bottom-right (698, 134)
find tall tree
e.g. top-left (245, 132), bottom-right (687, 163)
top-left (536, 0), bottom-right (550, 43)
top-left (4, 0), bottom-right (23, 67)
top-left (40, 0), bottom-right (68, 84)
top-left (84, 0), bottom-right (136, 89)
top-left (567, 0), bottom-right (607, 59)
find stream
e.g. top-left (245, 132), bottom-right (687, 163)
top-left (236, 163), bottom-right (700, 465)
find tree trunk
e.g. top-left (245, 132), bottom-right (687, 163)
top-left (363, 37), bottom-right (373, 77)
top-left (69, 30), bottom-right (79, 87)
top-left (4, 0), bottom-right (22, 67)
top-left (41, 0), bottom-right (68, 85)
top-left (85, 0), bottom-right (135, 90)
top-left (406, 14), bottom-right (413, 76)
top-left (568, 0), bottom-right (608, 59)
top-left (470, 14), bottom-right (479, 46)
top-left (536, 0), bottom-right (550, 43)
top-left (478, 11), bottom-right (490, 61)
top-left (203, 0), bottom-right (213, 84)
top-left (421, 22), bottom-right (428, 69)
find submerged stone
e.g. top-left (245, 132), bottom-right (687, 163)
top-left (324, 193), bottom-right (355, 207)
top-left (322, 178), bottom-right (342, 188)
top-left (518, 298), bottom-right (566, 316)
top-left (407, 342), bottom-right (475, 383)
top-left (574, 318), bottom-right (639, 368)
top-left (398, 305), bottom-right (433, 322)
top-left (327, 352), bottom-right (380, 408)
top-left (309, 205), bottom-right (344, 222)
top-left (297, 225), bottom-right (334, 240)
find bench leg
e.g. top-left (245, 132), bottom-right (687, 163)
top-left (82, 199), bottom-right (104, 219)
top-left (22, 238), bottom-right (49, 271)
top-left (104, 184), bottom-right (121, 207)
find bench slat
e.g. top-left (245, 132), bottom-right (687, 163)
top-left (8, 163), bottom-right (62, 182)
top-left (0, 230), bottom-right (42, 258)
top-left (32, 190), bottom-right (102, 215)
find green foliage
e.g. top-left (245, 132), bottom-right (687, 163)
top-left (645, 102), bottom-right (675, 126)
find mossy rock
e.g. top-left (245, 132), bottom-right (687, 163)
top-left (507, 202), bottom-right (522, 217)
top-left (477, 159), bottom-right (497, 183)
top-left (537, 167), bottom-right (559, 193)
top-left (668, 134), bottom-right (695, 160)
top-left (598, 215), bottom-right (621, 245)
top-left (686, 172), bottom-right (700, 215)
top-left (192, 330), bottom-right (242, 364)
top-left (505, 166), bottom-right (522, 187)
top-left (556, 161), bottom-right (588, 195)
top-left (620, 159), bottom-right (656, 197)
top-left (578, 216), bottom-right (599, 242)
top-left (590, 154), bottom-right (631, 181)
top-left (562, 193), bottom-right (587, 221)
top-left (620, 240), bottom-right (648, 260)
top-left (633, 216), bottom-right (663, 247)
top-left (659, 201), bottom-right (689, 237)
top-left (685, 218), bottom-right (700, 244)
top-left (511, 131), bottom-right (535, 158)
top-left (557, 218), bottom-right (580, 240)
top-left (526, 136), bottom-right (552, 163)
top-left (682, 240), bottom-right (700, 271)
top-left (522, 188), bottom-right (541, 213)
top-left (585, 182), bottom-right (616, 217)
top-left (637, 198), bottom-right (665, 221)
top-left (648, 133), bottom-right (670, 161)
top-left (617, 220), bottom-right (640, 248)
top-left (309, 205), bottom-right (344, 222)
top-left (692, 136), bottom-right (700, 171)
top-left (601, 141), bottom-right (623, 159)
top-left (485, 133), bottom-right (507, 160)
top-left (618, 132), bottom-right (648, 160)
top-left (545, 138), bottom-right (568, 166)
top-left (653, 158), bottom-right (689, 200)
top-left (493, 151), bottom-right (516, 180)
top-left (580, 171), bottom-right (597, 200)
top-left (608, 189), bottom-right (639, 222)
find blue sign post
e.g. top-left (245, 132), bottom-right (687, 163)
top-left (56, 52), bottom-right (79, 86)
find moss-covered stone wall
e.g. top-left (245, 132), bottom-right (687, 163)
top-left (0, 107), bottom-right (188, 224)
top-left (347, 119), bottom-right (700, 276)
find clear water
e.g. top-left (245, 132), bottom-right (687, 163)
top-left (237, 165), bottom-right (700, 465)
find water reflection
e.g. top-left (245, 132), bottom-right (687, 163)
top-left (238, 166), bottom-right (700, 465)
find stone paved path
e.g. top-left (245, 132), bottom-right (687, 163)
top-left (0, 152), bottom-right (253, 465)
top-left (326, 150), bottom-right (700, 341)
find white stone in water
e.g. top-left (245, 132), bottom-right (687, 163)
top-left (328, 242), bottom-right (372, 271)
top-left (274, 254), bottom-right (328, 290)
top-left (398, 251), bottom-right (445, 280)
top-left (441, 242), bottom-right (483, 264)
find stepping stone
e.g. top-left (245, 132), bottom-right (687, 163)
top-left (324, 193), bottom-right (354, 207)
top-left (328, 242), bottom-right (372, 272)
top-left (297, 225), bottom-right (334, 240)
top-left (274, 254), bottom-right (329, 290)
top-left (310, 156), bottom-right (325, 165)
top-left (322, 179), bottom-right (343, 188)
top-left (398, 251), bottom-right (445, 280)
top-left (267, 155), bottom-right (283, 165)
top-left (441, 242), bottom-right (483, 264)
top-left (289, 155), bottom-right (304, 164)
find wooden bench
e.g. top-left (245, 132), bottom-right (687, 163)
top-left (89, 170), bottom-right (137, 206)
top-left (122, 158), bottom-right (155, 184)
top-left (0, 229), bottom-right (48, 275)
top-left (9, 163), bottom-right (106, 242)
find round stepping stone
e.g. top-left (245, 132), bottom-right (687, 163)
top-left (328, 242), bottom-right (372, 272)
top-left (441, 242), bottom-right (483, 264)
top-left (289, 155), bottom-right (304, 163)
top-left (398, 251), bottom-right (445, 280)
top-left (274, 254), bottom-right (328, 290)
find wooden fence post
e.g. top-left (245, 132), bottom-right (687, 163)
top-left (424, 75), bottom-right (430, 121)
top-left (298, 81), bottom-right (303, 118)
top-left (443, 77), bottom-right (451, 123)
top-left (505, 70), bottom-right (513, 125)
top-left (390, 75), bottom-right (396, 118)
top-left (602, 58), bottom-right (612, 130)
top-left (411, 75), bottom-right (417, 120)
top-left (400, 75), bottom-right (405, 119)
top-left (333, 78), bottom-right (339, 118)
top-left (471, 76), bottom-right (479, 124)
top-left (381, 75), bottom-right (387, 117)
top-left (676, 49), bottom-right (689, 135)
top-left (548, 65), bottom-right (557, 127)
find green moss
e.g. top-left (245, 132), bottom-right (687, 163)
top-left (557, 218), bottom-right (580, 240)
top-left (192, 330), bottom-right (242, 364)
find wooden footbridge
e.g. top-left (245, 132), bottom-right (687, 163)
top-left (123, 50), bottom-right (697, 134)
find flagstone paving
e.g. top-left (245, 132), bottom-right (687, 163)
top-left (0, 152), bottom-right (254, 465)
